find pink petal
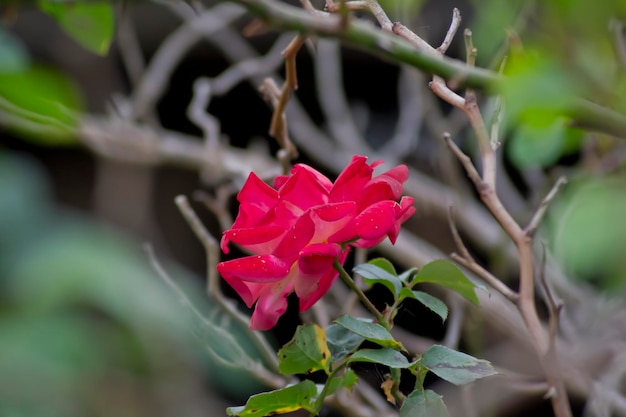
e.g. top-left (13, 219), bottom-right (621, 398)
top-left (378, 164), bottom-right (409, 185)
top-left (249, 281), bottom-right (292, 330)
top-left (273, 212), bottom-right (315, 258)
top-left (296, 243), bottom-right (342, 301)
top-left (330, 156), bottom-right (372, 202)
top-left (311, 201), bottom-right (355, 222)
top-left (308, 202), bottom-right (356, 244)
top-left (221, 226), bottom-right (285, 254)
top-left (357, 181), bottom-right (394, 212)
top-left (298, 248), bottom-right (349, 311)
top-left (238, 172), bottom-right (278, 210)
top-left (216, 255), bottom-right (290, 283)
top-left (354, 201), bottom-right (397, 241)
top-left (278, 166), bottom-right (330, 210)
top-left (298, 243), bottom-right (342, 275)
top-left (387, 196), bottom-right (415, 244)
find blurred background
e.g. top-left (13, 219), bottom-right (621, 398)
top-left (1, 0), bottom-right (626, 416)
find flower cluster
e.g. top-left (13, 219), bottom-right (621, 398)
top-left (217, 155), bottom-right (415, 330)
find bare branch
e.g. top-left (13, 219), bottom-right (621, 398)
top-left (132, 3), bottom-right (245, 121)
top-left (187, 78), bottom-right (221, 148)
top-left (448, 207), bottom-right (519, 303)
top-left (437, 8), bottom-right (462, 54)
top-left (442, 132), bottom-right (482, 186)
top-left (525, 176), bottom-right (568, 237)
top-left (174, 195), bottom-right (280, 372)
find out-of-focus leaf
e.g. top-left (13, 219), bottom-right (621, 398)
top-left (226, 381), bottom-right (318, 417)
top-left (278, 324), bottom-right (330, 375)
top-left (0, 27), bottom-right (30, 72)
top-left (349, 348), bottom-right (411, 368)
top-left (0, 65), bottom-right (82, 144)
top-left (354, 260), bottom-right (402, 298)
top-left (549, 177), bottom-right (626, 290)
top-left (325, 323), bottom-right (364, 362)
top-left (400, 389), bottom-right (449, 417)
top-left (335, 315), bottom-right (403, 350)
top-left (38, 1), bottom-right (114, 55)
top-left (400, 289), bottom-right (448, 322)
top-left (412, 260), bottom-right (480, 306)
top-left (421, 345), bottom-right (497, 385)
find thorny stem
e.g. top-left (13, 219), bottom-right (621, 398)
top-left (333, 259), bottom-right (388, 330)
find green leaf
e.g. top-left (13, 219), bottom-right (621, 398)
top-left (325, 323), bottom-right (364, 362)
top-left (398, 267), bottom-right (418, 283)
top-left (325, 369), bottom-right (358, 396)
top-left (401, 289), bottom-right (448, 322)
top-left (277, 324), bottom-right (330, 375)
top-left (421, 345), bottom-right (497, 385)
top-left (412, 260), bottom-right (481, 306)
top-left (367, 258), bottom-right (397, 275)
top-left (227, 381), bottom-right (318, 417)
top-left (335, 315), bottom-right (403, 350)
top-left (39, 1), bottom-right (114, 55)
top-left (354, 260), bottom-right (402, 298)
top-left (0, 65), bottom-right (82, 145)
top-left (349, 348), bottom-right (411, 368)
top-left (400, 389), bottom-right (450, 417)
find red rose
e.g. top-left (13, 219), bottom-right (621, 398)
top-left (217, 155), bottom-right (415, 330)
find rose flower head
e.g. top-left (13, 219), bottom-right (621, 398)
top-left (217, 155), bottom-right (415, 330)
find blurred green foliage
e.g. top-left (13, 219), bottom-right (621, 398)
top-left (0, 25), bottom-right (83, 145)
top-left (0, 152), bottom-right (267, 416)
top-left (548, 177), bottom-right (626, 291)
top-left (38, 1), bottom-right (114, 56)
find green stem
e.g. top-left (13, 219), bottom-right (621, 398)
top-left (310, 363), bottom-right (347, 416)
top-left (334, 259), bottom-right (389, 330)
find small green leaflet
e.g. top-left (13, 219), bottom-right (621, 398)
top-left (334, 315), bottom-right (404, 351)
top-left (400, 289), bottom-right (448, 322)
top-left (354, 258), bottom-right (402, 298)
top-left (412, 260), bottom-right (481, 305)
top-left (325, 369), bottom-right (358, 396)
top-left (421, 344), bottom-right (497, 385)
top-left (227, 381), bottom-right (318, 417)
top-left (349, 348), bottom-right (411, 368)
top-left (38, 1), bottom-right (114, 55)
top-left (400, 389), bottom-right (450, 417)
top-left (277, 324), bottom-right (330, 375)
top-left (325, 323), bottom-right (364, 362)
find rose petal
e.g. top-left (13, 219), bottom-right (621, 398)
top-left (330, 155), bottom-right (372, 202)
top-left (238, 172), bottom-right (278, 210)
top-left (278, 166), bottom-right (330, 210)
top-left (250, 281), bottom-right (292, 330)
top-left (273, 213), bottom-right (315, 258)
top-left (354, 201), bottom-right (397, 240)
top-left (298, 248), bottom-right (349, 311)
top-left (296, 243), bottom-right (342, 301)
top-left (216, 255), bottom-right (290, 282)
top-left (222, 226), bottom-right (285, 254)
top-left (387, 196), bottom-right (415, 244)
